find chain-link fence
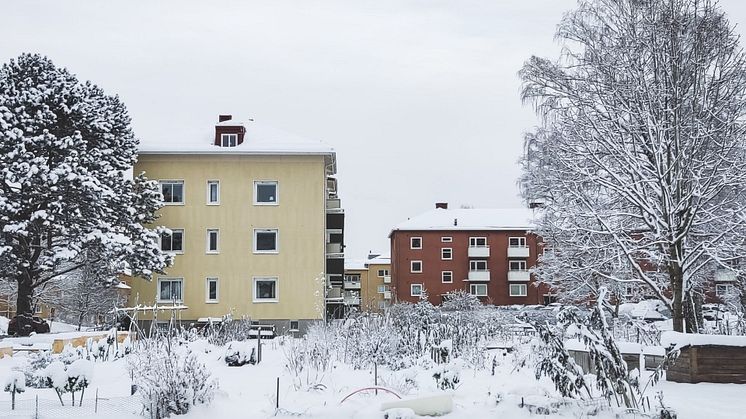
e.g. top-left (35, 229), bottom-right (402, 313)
top-left (0, 390), bottom-right (143, 419)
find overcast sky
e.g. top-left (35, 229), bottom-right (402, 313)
top-left (3, 0), bottom-right (746, 260)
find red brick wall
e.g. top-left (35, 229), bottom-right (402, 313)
top-left (391, 230), bottom-right (549, 306)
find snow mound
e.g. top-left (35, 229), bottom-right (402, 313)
top-left (661, 332), bottom-right (746, 349)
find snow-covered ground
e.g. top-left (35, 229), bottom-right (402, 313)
top-left (1, 330), bottom-right (745, 418)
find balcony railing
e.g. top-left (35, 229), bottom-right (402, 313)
top-left (383, 291), bottom-right (392, 300)
top-left (507, 270), bottom-right (530, 281)
top-left (343, 280), bottom-right (361, 289)
top-left (467, 270), bottom-right (490, 281)
top-left (326, 198), bottom-right (342, 213)
top-left (326, 242), bottom-right (343, 258)
top-left (507, 246), bottom-right (530, 258)
top-left (383, 275), bottom-right (391, 284)
top-left (344, 296), bottom-right (361, 305)
top-left (715, 270), bottom-right (737, 282)
top-left (468, 246), bottom-right (490, 258)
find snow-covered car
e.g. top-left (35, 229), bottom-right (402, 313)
top-left (618, 299), bottom-right (671, 322)
top-left (702, 304), bottom-right (728, 321)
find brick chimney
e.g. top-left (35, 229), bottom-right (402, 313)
top-left (435, 202), bottom-right (448, 209)
top-left (219, 114), bottom-right (232, 123)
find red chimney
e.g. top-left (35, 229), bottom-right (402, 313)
top-left (218, 114), bottom-right (232, 122)
top-left (435, 202), bottom-right (448, 209)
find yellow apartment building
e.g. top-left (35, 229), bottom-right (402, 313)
top-left (126, 115), bottom-right (344, 333)
top-left (343, 254), bottom-right (391, 312)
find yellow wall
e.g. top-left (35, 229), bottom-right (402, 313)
top-left (365, 262), bottom-right (391, 311)
top-left (127, 154), bottom-right (327, 322)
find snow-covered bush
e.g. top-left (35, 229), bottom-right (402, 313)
top-left (44, 361), bottom-right (69, 405)
top-left (128, 335), bottom-right (218, 418)
top-left (4, 370), bottom-right (25, 410)
top-left (58, 344), bottom-right (85, 365)
top-left (12, 350), bottom-right (52, 388)
top-left (224, 341), bottom-right (256, 366)
top-left (432, 360), bottom-right (461, 390)
top-left (203, 316), bottom-right (253, 346)
top-left (66, 359), bottom-right (93, 405)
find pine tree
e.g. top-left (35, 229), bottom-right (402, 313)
top-left (0, 53), bottom-right (171, 335)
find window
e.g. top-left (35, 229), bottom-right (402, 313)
top-left (441, 236), bottom-right (452, 243)
top-left (206, 229), bottom-right (219, 253)
top-left (378, 301), bottom-right (388, 310)
top-left (253, 277), bottom-right (278, 302)
top-left (509, 260), bottom-right (527, 271)
top-left (161, 229), bottom-right (184, 253)
top-left (160, 181), bottom-right (184, 204)
top-left (206, 278), bottom-right (219, 303)
top-left (377, 285), bottom-right (390, 293)
top-left (377, 269), bottom-right (389, 277)
top-left (470, 260), bottom-right (487, 271)
top-left (254, 229), bottom-right (278, 253)
top-left (509, 237), bottom-right (527, 247)
top-left (441, 248), bottom-right (453, 260)
top-left (289, 320), bottom-right (300, 331)
top-left (470, 283), bottom-right (488, 297)
top-left (158, 278), bottom-right (183, 302)
top-left (221, 133), bottom-right (238, 147)
top-left (411, 260), bottom-right (423, 273)
top-left (207, 180), bottom-right (220, 205)
top-left (469, 237), bottom-right (487, 247)
top-left (411, 284), bottom-right (423, 297)
top-left (254, 181), bottom-right (278, 205)
top-left (442, 271), bottom-right (453, 283)
top-left (410, 237), bottom-right (422, 249)
top-left (344, 274), bottom-right (361, 282)
top-left (716, 284), bottom-right (734, 296)
top-left (510, 284), bottom-right (528, 297)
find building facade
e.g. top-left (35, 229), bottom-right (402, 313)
top-left (126, 115), bottom-right (343, 333)
top-left (390, 203), bottom-right (550, 306)
top-left (343, 255), bottom-right (392, 312)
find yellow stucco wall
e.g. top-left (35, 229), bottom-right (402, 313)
top-left (127, 154), bottom-right (327, 322)
top-left (366, 262), bottom-right (391, 311)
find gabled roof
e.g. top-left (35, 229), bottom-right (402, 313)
top-left (391, 208), bottom-right (535, 234)
top-left (139, 118), bottom-right (335, 156)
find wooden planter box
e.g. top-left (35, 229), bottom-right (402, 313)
top-left (568, 349), bottom-right (640, 374)
top-left (667, 345), bottom-right (746, 384)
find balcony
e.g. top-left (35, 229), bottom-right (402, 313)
top-left (383, 275), bottom-right (391, 284)
top-left (508, 246), bottom-right (530, 258)
top-left (468, 246), bottom-right (490, 258)
top-left (383, 291), bottom-right (392, 300)
top-left (344, 294), bottom-right (360, 305)
top-left (325, 287), bottom-right (343, 302)
top-left (508, 270), bottom-right (530, 281)
top-left (326, 242), bottom-right (343, 258)
top-left (326, 198), bottom-right (343, 213)
top-left (343, 280), bottom-right (361, 290)
top-left (467, 270), bottom-right (490, 281)
top-left (326, 177), bottom-right (338, 194)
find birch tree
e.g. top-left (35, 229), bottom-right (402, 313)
top-left (520, 0), bottom-right (746, 332)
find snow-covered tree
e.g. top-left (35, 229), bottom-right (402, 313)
top-left (4, 370), bottom-right (25, 410)
top-left (520, 0), bottom-right (746, 332)
top-left (0, 54), bottom-right (171, 335)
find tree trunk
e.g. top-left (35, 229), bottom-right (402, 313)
top-left (16, 274), bottom-right (34, 316)
top-left (670, 264), bottom-right (684, 333)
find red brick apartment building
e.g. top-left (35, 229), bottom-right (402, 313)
top-left (390, 203), bottom-right (551, 306)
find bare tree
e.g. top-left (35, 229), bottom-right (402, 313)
top-left (520, 0), bottom-right (746, 332)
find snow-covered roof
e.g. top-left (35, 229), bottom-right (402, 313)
top-left (345, 259), bottom-right (368, 271)
top-left (138, 118), bottom-right (335, 156)
top-left (391, 208), bottom-right (535, 233)
top-left (367, 255), bottom-right (391, 265)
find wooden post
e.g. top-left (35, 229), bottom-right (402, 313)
top-left (276, 377), bottom-right (280, 409)
top-left (95, 388), bottom-right (99, 413)
top-left (374, 363), bottom-right (378, 395)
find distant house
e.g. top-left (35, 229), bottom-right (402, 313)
top-left (125, 114), bottom-right (345, 332)
top-left (343, 254), bottom-right (392, 313)
top-left (389, 203), bottom-right (551, 306)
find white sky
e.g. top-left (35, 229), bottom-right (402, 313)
top-left (3, 0), bottom-right (746, 259)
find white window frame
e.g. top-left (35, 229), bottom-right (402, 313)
top-left (159, 180), bottom-right (184, 205)
top-left (469, 237), bottom-right (487, 247)
top-left (411, 283), bottom-right (423, 297)
top-left (377, 269), bottom-right (389, 277)
top-left (157, 278), bottom-right (184, 303)
top-left (206, 277), bottom-right (219, 303)
top-left (377, 300), bottom-right (388, 310)
top-left (441, 236), bottom-right (453, 243)
top-left (253, 228), bottom-right (279, 254)
top-left (716, 284), bottom-right (734, 296)
top-left (509, 236), bottom-right (527, 247)
top-left (470, 260), bottom-right (487, 271)
top-left (377, 285), bottom-right (390, 293)
top-left (161, 228), bottom-right (185, 254)
top-left (206, 229), bottom-right (219, 254)
top-left (410, 260), bottom-right (423, 273)
top-left (470, 283), bottom-right (488, 297)
top-left (509, 260), bottom-right (527, 271)
top-left (441, 248), bottom-right (453, 260)
top-left (206, 180), bottom-right (220, 205)
top-left (289, 320), bottom-right (300, 332)
top-left (254, 180), bottom-right (279, 205)
top-left (410, 237), bottom-right (422, 249)
top-left (510, 284), bottom-right (528, 297)
top-left (253, 276), bottom-right (279, 303)
top-left (221, 133), bottom-right (238, 147)
top-left (442, 271), bottom-right (453, 283)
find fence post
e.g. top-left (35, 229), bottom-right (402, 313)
top-left (276, 377), bottom-right (279, 409)
top-left (95, 388), bottom-right (99, 413)
top-left (35, 395), bottom-right (39, 419)
top-left (374, 363), bottom-right (378, 395)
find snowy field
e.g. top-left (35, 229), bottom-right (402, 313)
top-left (1, 314), bottom-right (745, 419)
